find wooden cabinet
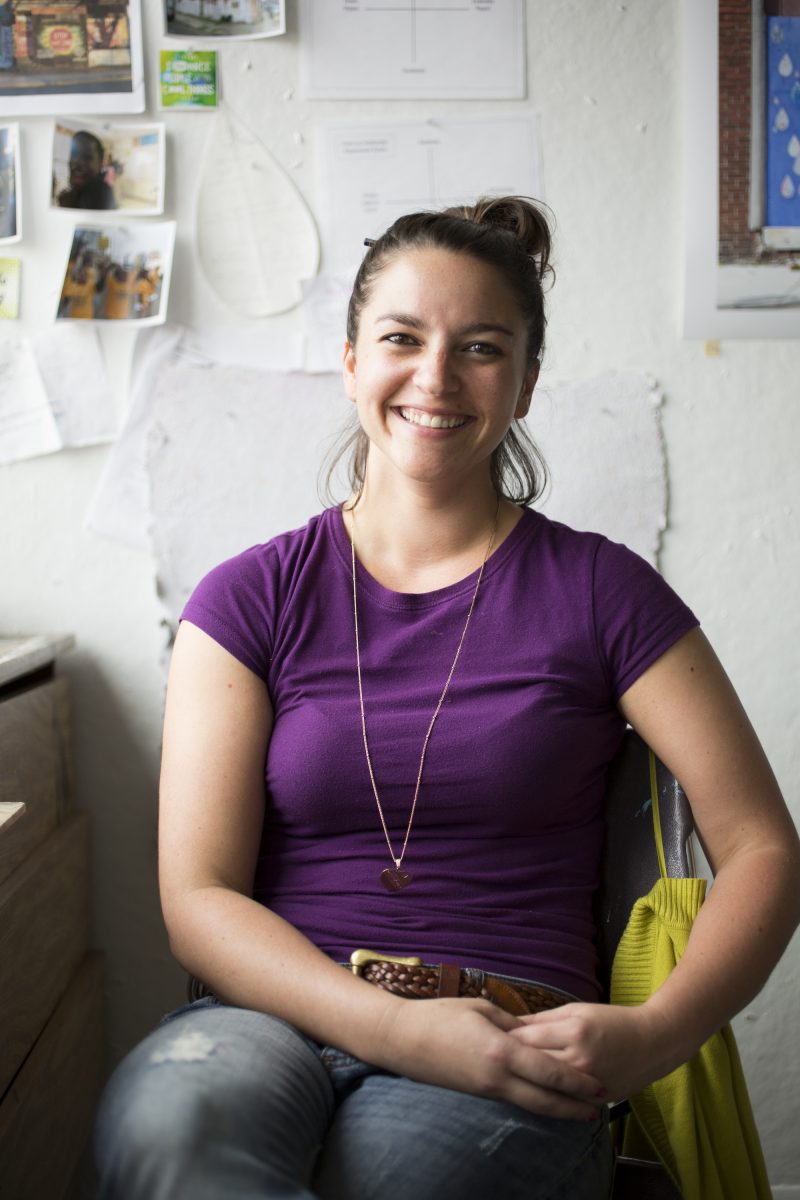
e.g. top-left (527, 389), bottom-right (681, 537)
top-left (0, 636), bottom-right (105, 1200)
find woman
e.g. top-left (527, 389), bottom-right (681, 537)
top-left (95, 197), bottom-right (800, 1199)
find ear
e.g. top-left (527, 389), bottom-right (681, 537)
top-left (342, 341), bottom-right (357, 402)
top-left (514, 362), bottom-right (540, 420)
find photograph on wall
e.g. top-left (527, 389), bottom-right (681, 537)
top-left (0, 0), bottom-right (144, 115)
top-left (0, 123), bottom-right (21, 242)
top-left (684, 0), bottom-right (799, 338)
top-left (51, 121), bottom-right (165, 215)
top-left (764, 16), bottom-right (800, 238)
top-left (56, 221), bottom-right (175, 324)
top-left (716, 3), bottom-right (800, 312)
top-left (159, 48), bottom-right (217, 108)
top-left (0, 255), bottom-right (20, 317)
top-left (164, 0), bottom-right (283, 41)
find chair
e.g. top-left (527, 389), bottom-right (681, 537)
top-left (597, 728), bottom-right (694, 1200)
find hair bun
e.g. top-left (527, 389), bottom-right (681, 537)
top-left (446, 196), bottom-right (554, 283)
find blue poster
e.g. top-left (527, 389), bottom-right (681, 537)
top-left (766, 17), bottom-right (800, 228)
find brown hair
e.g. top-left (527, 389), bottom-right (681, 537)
top-left (324, 195), bottom-right (554, 507)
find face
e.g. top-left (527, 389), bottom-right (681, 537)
top-left (69, 136), bottom-right (102, 189)
top-left (343, 247), bottom-right (538, 492)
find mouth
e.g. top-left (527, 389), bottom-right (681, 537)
top-left (396, 406), bottom-right (470, 430)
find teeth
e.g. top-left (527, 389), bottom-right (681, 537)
top-left (400, 408), bottom-right (466, 429)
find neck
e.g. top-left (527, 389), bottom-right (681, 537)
top-left (343, 464), bottom-right (517, 593)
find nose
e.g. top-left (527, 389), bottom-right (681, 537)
top-left (413, 346), bottom-right (458, 396)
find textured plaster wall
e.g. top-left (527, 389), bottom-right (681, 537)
top-left (1, 0), bottom-right (798, 1188)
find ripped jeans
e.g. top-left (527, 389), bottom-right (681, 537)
top-left (94, 996), bottom-right (613, 1200)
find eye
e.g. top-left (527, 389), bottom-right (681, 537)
top-left (464, 341), bottom-right (502, 356)
top-left (382, 332), bottom-right (419, 346)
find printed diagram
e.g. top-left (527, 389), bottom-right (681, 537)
top-left (361, 0), bottom-right (492, 68)
top-left (320, 117), bottom-right (541, 272)
top-left (301, 0), bottom-right (524, 99)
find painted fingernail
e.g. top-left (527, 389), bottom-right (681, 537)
top-left (595, 1087), bottom-right (608, 1098)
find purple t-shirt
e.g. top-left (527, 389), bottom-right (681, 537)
top-left (181, 506), bottom-right (698, 1001)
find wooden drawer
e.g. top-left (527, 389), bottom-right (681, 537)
top-left (0, 953), bottom-right (105, 1200)
top-left (0, 812), bottom-right (89, 1097)
top-left (0, 676), bottom-right (72, 890)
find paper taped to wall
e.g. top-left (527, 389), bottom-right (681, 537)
top-left (31, 325), bottom-right (116, 448)
top-left (0, 339), bottom-right (61, 464)
top-left (317, 115), bottom-right (542, 274)
top-left (147, 365), bottom-right (348, 620)
top-left (530, 372), bottom-right (667, 566)
top-left (299, 0), bottom-right (525, 100)
top-left (86, 324), bottom-right (304, 549)
top-left (195, 110), bottom-right (320, 317)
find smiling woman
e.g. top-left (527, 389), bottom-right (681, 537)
top-left (93, 197), bottom-right (800, 1200)
top-left (340, 244), bottom-right (540, 536)
top-left (332, 197), bottom-right (551, 516)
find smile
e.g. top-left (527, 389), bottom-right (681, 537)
top-left (398, 407), bottom-right (468, 430)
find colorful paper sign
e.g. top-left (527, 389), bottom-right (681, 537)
top-left (159, 50), bottom-right (218, 109)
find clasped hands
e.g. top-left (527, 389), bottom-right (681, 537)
top-left (374, 996), bottom-right (674, 1121)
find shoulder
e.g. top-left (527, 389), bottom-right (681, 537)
top-left (188, 509), bottom-right (336, 604)
top-left (180, 510), bottom-right (339, 676)
top-left (515, 510), bottom-right (611, 590)
top-left (518, 510), bottom-right (698, 697)
top-left (522, 509), bottom-right (664, 586)
top-left (523, 509), bottom-right (605, 555)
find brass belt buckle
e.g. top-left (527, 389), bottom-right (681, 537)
top-left (350, 948), bottom-right (423, 976)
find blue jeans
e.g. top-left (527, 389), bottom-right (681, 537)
top-left (94, 997), bottom-right (613, 1199)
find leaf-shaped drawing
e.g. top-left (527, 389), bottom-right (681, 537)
top-left (195, 110), bottom-right (320, 317)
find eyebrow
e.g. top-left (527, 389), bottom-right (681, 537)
top-left (374, 313), bottom-right (516, 338)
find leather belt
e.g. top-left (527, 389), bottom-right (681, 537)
top-left (350, 949), bottom-right (570, 1017)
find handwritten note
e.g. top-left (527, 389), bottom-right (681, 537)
top-left (0, 340), bottom-right (61, 464)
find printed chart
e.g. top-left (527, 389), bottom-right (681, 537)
top-left (300, 0), bottom-right (525, 99)
top-left (318, 115), bottom-right (542, 272)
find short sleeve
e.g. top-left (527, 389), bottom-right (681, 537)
top-left (592, 540), bottom-right (699, 701)
top-left (180, 544), bottom-right (280, 681)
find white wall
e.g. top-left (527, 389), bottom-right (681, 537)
top-left (1, 0), bottom-right (799, 1187)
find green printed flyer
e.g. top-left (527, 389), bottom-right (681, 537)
top-left (159, 51), bottom-right (218, 110)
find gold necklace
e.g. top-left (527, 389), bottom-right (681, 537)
top-left (349, 506), bottom-right (499, 892)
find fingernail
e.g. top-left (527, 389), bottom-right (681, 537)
top-left (595, 1087), bottom-right (608, 1098)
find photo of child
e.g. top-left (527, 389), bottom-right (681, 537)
top-left (52, 122), bottom-right (165, 215)
top-left (56, 222), bottom-right (175, 323)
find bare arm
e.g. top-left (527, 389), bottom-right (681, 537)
top-left (511, 627), bottom-right (800, 1096)
top-left (159, 620), bottom-right (605, 1117)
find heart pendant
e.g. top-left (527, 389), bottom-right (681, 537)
top-left (380, 865), bottom-right (412, 892)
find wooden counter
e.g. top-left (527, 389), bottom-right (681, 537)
top-left (0, 635), bottom-right (105, 1200)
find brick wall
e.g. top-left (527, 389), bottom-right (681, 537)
top-left (718, 0), bottom-right (758, 261)
top-left (718, 0), bottom-right (798, 263)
